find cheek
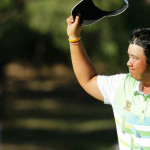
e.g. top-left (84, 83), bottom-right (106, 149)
top-left (135, 61), bottom-right (147, 71)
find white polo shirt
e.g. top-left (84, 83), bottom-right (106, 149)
top-left (97, 74), bottom-right (150, 150)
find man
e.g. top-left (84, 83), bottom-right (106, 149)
top-left (66, 15), bottom-right (150, 150)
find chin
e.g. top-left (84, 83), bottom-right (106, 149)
top-left (129, 73), bottom-right (141, 81)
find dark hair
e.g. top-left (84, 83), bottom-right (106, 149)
top-left (129, 28), bottom-right (150, 64)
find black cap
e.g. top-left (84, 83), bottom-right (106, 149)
top-left (71, 0), bottom-right (129, 25)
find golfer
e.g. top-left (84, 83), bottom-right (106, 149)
top-left (66, 15), bottom-right (150, 150)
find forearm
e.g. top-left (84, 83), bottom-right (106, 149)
top-left (66, 15), bottom-right (104, 101)
top-left (70, 39), bottom-right (98, 87)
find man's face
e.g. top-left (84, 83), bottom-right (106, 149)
top-left (127, 44), bottom-right (150, 81)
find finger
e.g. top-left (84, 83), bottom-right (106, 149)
top-left (66, 18), bottom-right (71, 24)
top-left (66, 16), bottom-right (74, 24)
top-left (66, 18), bottom-right (70, 23)
top-left (75, 15), bottom-right (80, 25)
top-left (70, 16), bottom-right (74, 23)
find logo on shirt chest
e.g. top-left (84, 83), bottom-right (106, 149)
top-left (124, 100), bottom-right (131, 112)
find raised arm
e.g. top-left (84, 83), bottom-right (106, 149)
top-left (66, 15), bottom-right (104, 102)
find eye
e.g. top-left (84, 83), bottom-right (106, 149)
top-left (132, 56), bottom-right (138, 60)
top-left (129, 54), bottom-right (138, 60)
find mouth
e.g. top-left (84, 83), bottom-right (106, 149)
top-left (129, 68), bottom-right (135, 72)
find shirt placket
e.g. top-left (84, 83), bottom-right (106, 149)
top-left (140, 94), bottom-right (150, 123)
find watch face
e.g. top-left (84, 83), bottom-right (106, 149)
top-left (71, 0), bottom-right (129, 26)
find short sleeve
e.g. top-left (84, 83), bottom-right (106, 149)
top-left (97, 74), bottom-right (126, 105)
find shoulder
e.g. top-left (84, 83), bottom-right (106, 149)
top-left (97, 73), bottom-right (127, 84)
top-left (97, 73), bottom-right (127, 105)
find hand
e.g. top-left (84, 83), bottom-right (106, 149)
top-left (66, 15), bottom-right (82, 39)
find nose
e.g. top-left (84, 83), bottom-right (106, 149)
top-left (127, 58), bottom-right (133, 67)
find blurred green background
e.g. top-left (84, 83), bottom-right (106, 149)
top-left (0, 0), bottom-right (150, 150)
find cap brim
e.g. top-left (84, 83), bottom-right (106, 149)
top-left (71, 0), bottom-right (129, 26)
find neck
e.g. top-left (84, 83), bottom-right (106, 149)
top-left (141, 82), bottom-right (150, 95)
top-left (142, 77), bottom-right (150, 86)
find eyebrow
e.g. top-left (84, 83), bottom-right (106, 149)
top-left (128, 54), bottom-right (139, 59)
top-left (127, 51), bottom-right (137, 57)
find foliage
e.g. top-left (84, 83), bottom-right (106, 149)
top-left (1, 0), bottom-right (150, 149)
top-left (0, 0), bottom-right (150, 70)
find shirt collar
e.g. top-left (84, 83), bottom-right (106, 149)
top-left (134, 81), bottom-right (150, 101)
top-left (133, 81), bottom-right (143, 95)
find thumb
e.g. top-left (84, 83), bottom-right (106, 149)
top-left (75, 15), bottom-right (80, 25)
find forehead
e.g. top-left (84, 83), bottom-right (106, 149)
top-left (128, 44), bottom-right (145, 56)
